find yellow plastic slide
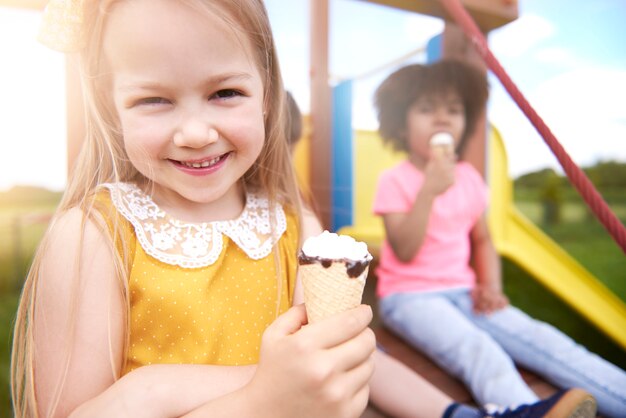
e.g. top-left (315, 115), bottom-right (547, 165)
top-left (337, 126), bottom-right (626, 351)
top-left (488, 126), bottom-right (626, 351)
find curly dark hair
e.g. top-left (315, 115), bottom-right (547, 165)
top-left (374, 59), bottom-right (489, 155)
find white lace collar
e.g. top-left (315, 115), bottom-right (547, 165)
top-left (103, 183), bottom-right (287, 269)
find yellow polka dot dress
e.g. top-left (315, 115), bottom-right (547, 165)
top-left (95, 183), bottom-right (299, 374)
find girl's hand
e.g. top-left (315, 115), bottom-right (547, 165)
top-left (471, 284), bottom-right (509, 315)
top-left (422, 154), bottom-right (456, 197)
top-left (248, 304), bottom-right (376, 418)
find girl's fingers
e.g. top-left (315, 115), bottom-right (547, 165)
top-left (351, 383), bottom-right (371, 417)
top-left (300, 305), bottom-right (373, 348)
top-left (325, 327), bottom-right (376, 372)
top-left (265, 304), bottom-right (308, 338)
top-left (330, 353), bottom-right (375, 407)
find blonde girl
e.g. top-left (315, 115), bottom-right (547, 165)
top-left (11, 0), bottom-right (376, 416)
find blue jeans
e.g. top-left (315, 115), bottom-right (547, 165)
top-left (379, 289), bottom-right (626, 417)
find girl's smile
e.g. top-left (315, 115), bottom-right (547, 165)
top-left (170, 153), bottom-right (231, 176)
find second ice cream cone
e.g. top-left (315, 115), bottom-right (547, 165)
top-left (430, 132), bottom-right (454, 159)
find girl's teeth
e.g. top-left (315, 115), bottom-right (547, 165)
top-left (183, 156), bottom-right (220, 168)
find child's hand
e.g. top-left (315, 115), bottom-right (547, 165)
top-left (422, 154), bottom-right (456, 197)
top-left (248, 304), bottom-right (376, 418)
top-left (471, 284), bottom-right (509, 315)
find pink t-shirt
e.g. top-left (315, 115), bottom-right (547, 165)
top-left (373, 161), bottom-right (488, 298)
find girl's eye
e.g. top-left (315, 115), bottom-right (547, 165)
top-left (213, 89), bottom-right (243, 99)
top-left (137, 97), bottom-right (170, 106)
top-left (417, 104), bottom-right (433, 113)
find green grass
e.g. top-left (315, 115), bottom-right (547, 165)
top-left (0, 205), bottom-right (54, 293)
top-left (545, 221), bottom-right (626, 298)
top-left (507, 198), bottom-right (626, 370)
top-left (513, 200), bottom-right (626, 299)
top-left (0, 203), bottom-right (53, 416)
top-left (0, 292), bottom-right (20, 416)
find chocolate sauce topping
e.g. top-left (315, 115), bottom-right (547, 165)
top-left (298, 251), bottom-right (371, 278)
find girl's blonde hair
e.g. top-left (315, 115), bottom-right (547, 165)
top-left (11, 1), bottom-right (302, 416)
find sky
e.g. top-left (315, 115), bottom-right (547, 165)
top-left (0, 0), bottom-right (625, 192)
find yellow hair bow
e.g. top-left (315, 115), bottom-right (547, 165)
top-left (38, 0), bottom-right (86, 53)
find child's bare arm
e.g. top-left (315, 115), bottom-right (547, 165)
top-left (382, 192), bottom-right (434, 263)
top-left (34, 208), bottom-right (125, 418)
top-left (68, 364), bottom-right (257, 418)
top-left (369, 350), bottom-right (452, 418)
top-left (470, 214), bottom-right (508, 314)
top-left (384, 157), bottom-right (455, 262)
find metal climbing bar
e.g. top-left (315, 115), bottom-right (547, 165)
top-left (438, 0), bottom-right (626, 255)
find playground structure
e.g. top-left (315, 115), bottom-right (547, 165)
top-left (302, 0), bottom-right (626, 352)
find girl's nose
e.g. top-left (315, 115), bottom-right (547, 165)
top-left (173, 114), bottom-right (219, 148)
top-left (434, 106), bottom-right (450, 122)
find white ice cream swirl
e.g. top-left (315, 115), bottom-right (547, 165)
top-left (301, 230), bottom-right (371, 261)
top-left (430, 132), bottom-right (454, 146)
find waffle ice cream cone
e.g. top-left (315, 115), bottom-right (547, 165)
top-left (430, 132), bottom-right (454, 159)
top-left (298, 231), bottom-right (372, 323)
